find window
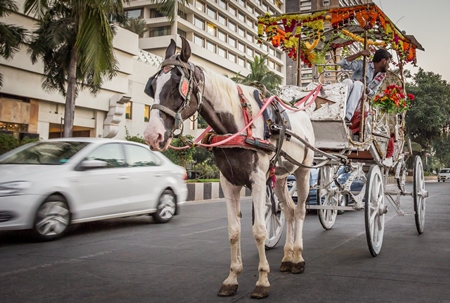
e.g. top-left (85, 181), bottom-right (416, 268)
top-left (323, 0), bottom-right (331, 6)
top-left (228, 52), bottom-right (236, 63)
top-left (246, 47), bottom-right (253, 57)
top-left (228, 36), bottom-right (236, 47)
top-left (218, 0), bottom-right (227, 9)
top-left (228, 21), bottom-right (236, 32)
top-left (149, 26), bottom-right (171, 37)
top-left (194, 16), bottom-right (205, 30)
top-left (178, 9), bottom-right (187, 20)
top-left (195, 0), bottom-right (205, 12)
top-left (206, 23), bottom-right (216, 35)
top-left (218, 30), bottom-right (226, 42)
top-left (144, 105), bottom-right (150, 122)
top-left (237, 26), bottom-right (245, 37)
top-left (194, 34), bottom-right (204, 47)
top-left (150, 9), bottom-right (163, 18)
top-left (207, 6), bottom-right (216, 19)
top-left (0, 122), bottom-right (27, 132)
top-left (269, 48), bottom-right (275, 56)
top-left (125, 9), bottom-right (142, 19)
top-left (206, 40), bottom-right (216, 53)
top-left (125, 101), bottom-right (132, 119)
top-left (276, 64), bottom-right (281, 72)
top-left (268, 60), bottom-right (275, 69)
top-left (238, 0), bottom-right (245, 7)
top-left (276, 51), bottom-right (282, 59)
top-left (229, 5), bottom-right (236, 16)
top-left (246, 18), bottom-right (253, 28)
top-left (218, 14), bottom-right (226, 25)
top-left (238, 41), bottom-right (245, 52)
top-left (218, 47), bottom-right (226, 58)
top-left (177, 28), bottom-right (186, 38)
top-left (86, 144), bottom-right (126, 168)
top-left (238, 11), bottom-right (245, 22)
top-left (246, 33), bottom-right (253, 43)
top-left (124, 144), bottom-right (161, 167)
top-left (238, 57), bottom-right (245, 67)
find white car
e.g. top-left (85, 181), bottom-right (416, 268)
top-left (438, 168), bottom-right (450, 182)
top-left (0, 138), bottom-right (187, 241)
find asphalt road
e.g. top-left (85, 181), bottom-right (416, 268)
top-left (1, 181), bottom-right (449, 303)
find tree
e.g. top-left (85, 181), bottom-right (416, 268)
top-left (121, 18), bottom-right (149, 38)
top-left (405, 68), bottom-right (450, 151)
top-left (24, 0), bottom-right (128, 137)
top-left (231, 54), bottom-right (282, 95)
top-left (148, 0), bottom-right (190, 22)
top-left (0, 0), bottom-right (26, 88)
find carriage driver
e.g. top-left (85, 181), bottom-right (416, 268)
top-left (339, 48), bottom-right (392, 123)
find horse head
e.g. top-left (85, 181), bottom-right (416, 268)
top-left (144, 37), bottom-right (203, 151)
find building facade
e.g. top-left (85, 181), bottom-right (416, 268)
top-left (0, 0), bottom-right (165, 142)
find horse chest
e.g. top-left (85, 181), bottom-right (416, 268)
top-left (213, 148), bottom-right (260, 188)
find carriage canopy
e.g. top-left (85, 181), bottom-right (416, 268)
top-left (257, 3), bottom-right (424, 67)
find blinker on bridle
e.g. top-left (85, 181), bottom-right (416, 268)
top-left (144, 55), bottom-right (203, 138)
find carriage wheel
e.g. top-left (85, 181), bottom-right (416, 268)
top-left (364, 165), bottom-right (386, 257)
top-left (264, 184), bottom-right (285, 249)
top-left (318, 166), bottom-right (342, 230)
top-left (413, 156), bottom-right (427, 234)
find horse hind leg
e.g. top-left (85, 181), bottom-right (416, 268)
top-left (290, 167), bottom-right (311, 274)
top-left (217, 177), bottom-right (243, 297)
top-left (273, 176), bottom-right (295, 272)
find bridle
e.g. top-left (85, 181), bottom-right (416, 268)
top-left (144, 55), bottom-right (204, 137)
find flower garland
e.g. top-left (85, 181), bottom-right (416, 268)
top-left (373, 84), bottom-right (415, 113)
top-left (257, 3), bottom-right (418, 64)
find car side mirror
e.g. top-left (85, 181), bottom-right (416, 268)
top-left (80, 159), bottom-right (108, 170)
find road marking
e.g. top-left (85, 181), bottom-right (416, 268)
top-left (181, 226), bottom-right (227, 236)
top-left (0, 250), bottom-right (116, 278)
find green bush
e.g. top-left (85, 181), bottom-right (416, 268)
top-left (0, 133), bottom-right (40, 155)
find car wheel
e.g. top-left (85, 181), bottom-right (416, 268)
top-left (32, 195), bottom-right (70, 241)
top-left (152, 189), bottom-right (176, 223)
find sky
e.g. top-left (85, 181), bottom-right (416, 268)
top-left (372, 0), bottom-right (450, 82)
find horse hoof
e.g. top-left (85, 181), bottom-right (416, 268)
top-left (291, 261), bottom-right (306, 274)
top-left (280, 261), bottom-right (292, 272)
top-left (218, 284), bottom-right (238, 297)
top-left (251, 286), bottom-right (270, 299)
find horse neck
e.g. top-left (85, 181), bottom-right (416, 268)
top-left (198, 70), bottom-right (244, 135)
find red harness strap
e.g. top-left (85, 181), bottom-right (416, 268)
top-left (237, 86), bottom-right (253, 137)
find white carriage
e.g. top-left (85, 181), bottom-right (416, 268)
top-left (261, 3), bottom-right (427, 256)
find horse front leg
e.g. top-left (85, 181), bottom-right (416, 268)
top-left (250, 172), bottom-right (271, 299)
top-left (218, 176), bottom-right (243, 297)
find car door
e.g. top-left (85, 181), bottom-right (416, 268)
top-left (72, 143), bottom-right (131, 220)
top-left (123, 143), bottom-right (164, 211)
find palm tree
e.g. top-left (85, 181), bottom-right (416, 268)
top-left (121, 18), bottom-right (149, 38)
top-left (24, 0), bottom-right (128, 137)
top-left (231, 54), bottom-right (282, 95)
top-left (149, 0), bottom-right (190, 22)
top-left (0, 0), bottom-right (26, 88)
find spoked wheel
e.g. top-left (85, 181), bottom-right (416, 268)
top-left (364, 165), bottom-right (386, 257)
top-left (318, 165), bottom-right (342, 230)
top-left (413, 156), bottom-right (427, 234)
top-left (264, 184), bottom-right (285, 249)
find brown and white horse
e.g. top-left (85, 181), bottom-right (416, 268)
top-left (144, 37), bottom-right (315, 299)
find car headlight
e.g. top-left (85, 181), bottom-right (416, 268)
top-left (0, 181), bottom-right (32, 196)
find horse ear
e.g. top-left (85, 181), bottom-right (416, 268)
top-left (165, 39), bottom-right (177, 59)
top-left (179, 36), bottom-right (191, 63)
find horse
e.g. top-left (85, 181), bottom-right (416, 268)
top-left (143, 36), bottom-right (315, 299)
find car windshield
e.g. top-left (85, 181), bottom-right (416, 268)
top-left (0, 141), bottom-right (89, 165)
top-left (440, 169), bottom-right (450, 173)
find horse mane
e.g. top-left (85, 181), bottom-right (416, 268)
top-left (199, 65), bottom-right (249, 118)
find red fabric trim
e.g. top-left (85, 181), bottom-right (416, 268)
top-left (386, 134), bottom-right (395, 158)
top-left (237, 86), bottom-right (252, 137)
